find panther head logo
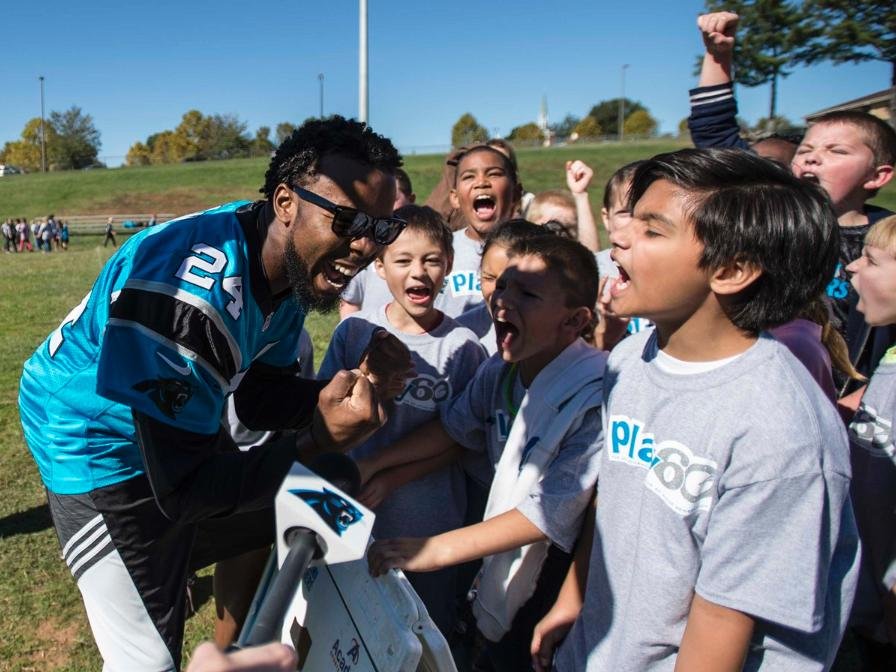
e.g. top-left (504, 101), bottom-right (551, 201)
top-left (132, 378), bottom-right (193, 419)
top-left (289, 487), bottom-right (363, 536)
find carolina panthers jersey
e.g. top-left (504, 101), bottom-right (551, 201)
top-left (20, 201), bottom-right (307, 495)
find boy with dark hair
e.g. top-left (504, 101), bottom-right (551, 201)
top-left (364, 233), bottom-right (605, 670)
top-left (688, 11), bottom-right (896, 385)
top-left (534, 148), bottom-right (860, 671)
top-left (318, 204), bottom-right (486, 636)
top-left (18, 115), bottom-right (413, 670)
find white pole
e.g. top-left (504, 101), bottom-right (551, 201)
top-left (359, 0), bottom-right (368, 124)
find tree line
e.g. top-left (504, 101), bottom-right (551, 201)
top-left (125, 112), bottom-right (308, 166)
top-left (1, 107), bottom-right (102, 171)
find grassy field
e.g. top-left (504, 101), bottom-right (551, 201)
top-left (0, 141), bottom-right (883, 669)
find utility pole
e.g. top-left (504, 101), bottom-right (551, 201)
top-left (358, 0), bottom-right (368, 124)
top-left (39, 76), bottom-right (47, 172)
top-left (618, 64), bottom-right (629, 142)
top-left (318, 73), bottom-right (325, 118)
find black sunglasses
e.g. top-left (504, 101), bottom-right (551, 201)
top-left (291, 185), bottom-right (406, 245)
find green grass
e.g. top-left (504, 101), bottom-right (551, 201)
top-left (0, 141), bottom-right (880, 670)
top-left (2, 141), bottom-right (894, 222)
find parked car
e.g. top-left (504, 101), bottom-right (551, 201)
top-left (0, 164), bottom-right (22, 176)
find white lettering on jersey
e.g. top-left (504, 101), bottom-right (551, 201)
top-left (49, 294), bottom-right (90, 357)
top-left (222, 276), bottom-right (243, 320)
top-left (175, 243), bottom-right (227, 291)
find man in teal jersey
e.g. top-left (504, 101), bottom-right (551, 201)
top-left (19, 116), bottom-right (412, 670)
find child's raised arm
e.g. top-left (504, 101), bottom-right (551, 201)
top-left (688, 11), bottom-right (748, 151)
top-left (697, 11), bottom-right (738, 87)
top-left (357, 445), bottom-right (463, 508)
top-left (566, 160), bottom-right (600, 252)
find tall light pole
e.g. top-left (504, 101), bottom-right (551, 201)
top-left (318, 73), bottom-right (325, 118)
top-left (38, 75), bottom-right (47, 172)
top-left (618, 64), bottom-right (629, 143)
top-left (358, 0), bottom-right (368, 124)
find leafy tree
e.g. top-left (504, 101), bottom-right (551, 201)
top-left (1, 117), bottom-right (59, 171)
top-left (588, 99), bottom-right (645, 137)
top-left (572, 116), bottom-right (603, 140)
top-left (700, 1), bottom-right (807, 119)
top-left (125, 142), bottom-right (152, 167)
top-left (550, 114), bottom-right (581, 138)
top-left (451, 113), bottom-right (489, 148)
top-left (203, 114), bottom-right (250, 160)
top-left (150, 130), bottom-right (190, 164)
top-left (252, 126), bottom-right (275, 155)
top-left (623, 110), bottom-right (658, 137)
top-left (797, 0), bottom-right (896, 124)
top-left (678, 117), bottom-right (691, 139)
top-left (175, 109), bottom-right (212, 161)
top-left (48, 106), bottom-right (101, 169)
top-left (276, 122), bottom-right (297, 145)
top-left (508, 122), bottom-right (543, 143)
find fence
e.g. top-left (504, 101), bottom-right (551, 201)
top-left (42, 213), bottom-right (177, 234)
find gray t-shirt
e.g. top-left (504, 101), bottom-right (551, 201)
top-left (435, 228), bottom-right (484, 318)
top-left (848, 355), bottom-right (896, 641)
top-left (317, 305), bottom-right (487, 539)
top-left (456, 303), bottom-right (497, 357)
top-left (340, 264), bottom-right (394, 312)
top-left (556, 331), bottom-right (859, 672)
top-left (441, 353), bottom-right (601, 551)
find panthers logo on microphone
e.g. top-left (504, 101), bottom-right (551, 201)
top-left (290, 487), bottom-right (364, 536)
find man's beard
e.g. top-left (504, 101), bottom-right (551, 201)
top-left (284, 237), bottom-right (341, 314)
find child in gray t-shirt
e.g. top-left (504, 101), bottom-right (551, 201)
top-left (318, 206), bottom-right (486, 637)
top-left (841, 215), bottom-right (896, 658)
top-left (364, 235), bottom-right (605, 671)
top-left (540, 149), bottom-right (859, 672)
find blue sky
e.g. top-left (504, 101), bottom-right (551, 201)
top-left (2, 0), bottom-right (889, 167)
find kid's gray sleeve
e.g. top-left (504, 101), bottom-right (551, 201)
top-left (341, 271), bottom-right (365, 305)
top-left (516, 407), bottom-right (602, 552)
top-left (316, 317), bottom-right (376, 380)
top-left (441, 357), bottom-right (498, 452)
top-left (695, 469), bottom-right (854, 633)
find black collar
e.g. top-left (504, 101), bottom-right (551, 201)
top-left (235, 201), bottom-right (292, 317)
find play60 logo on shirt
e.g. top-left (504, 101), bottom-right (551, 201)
top-left (441, 270), bottom-right (480, 297)
top-left (609, 414), bottom-right (718, 515)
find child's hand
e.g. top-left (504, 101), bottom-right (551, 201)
top-left (359, 329), bottom-right (415, 400)
top-left (358, 471), bottom-right (392, 509)
top-left (698, 11), bottom-right (738, 59)
top-left (367, 536), bottom-right (449, 576)
top-left (565, 160), bottom-right (594, 195)
top-left (530, 601), bottom-right (581, 672)
top-left (594, 276), bottom-right (630, 352)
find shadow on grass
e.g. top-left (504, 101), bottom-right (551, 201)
top-left (186, 573), bottom-right (214, 618)
top-left (0, 502), bottom-right (52, 539)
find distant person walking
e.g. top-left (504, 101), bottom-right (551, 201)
top-left (16, 219), bottom-right (33, 252)
top-left (2, 220), bottom-right (15, 253)
top-left (103, 217), bottom-right (117, 247)
top-left (59, 221), bottom-right (70, 250)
